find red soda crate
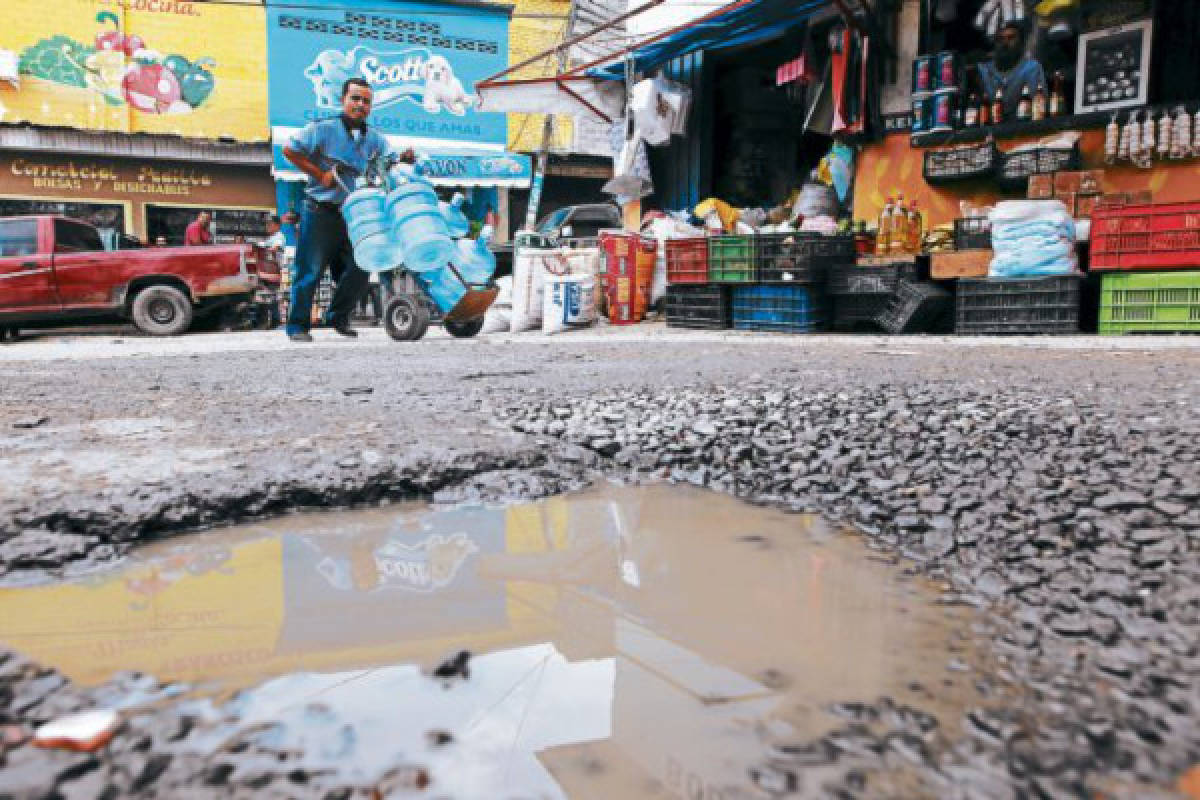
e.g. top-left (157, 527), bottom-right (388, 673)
top-left (665, 237), bottom-right (709, 284)
top-left (1090, 201), bottom-right (1200, 271)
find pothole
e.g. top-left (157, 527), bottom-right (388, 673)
top-left (0, 484), bottom-right (982, 797)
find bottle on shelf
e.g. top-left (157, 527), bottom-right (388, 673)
top-left (892, 194), bottom-right (909, 253)
top-left (1017, 85), bottom-right (1032, 121)
top-left (964, 94), bottom-right (980, 127)
top-left (876, 197), bottom-right (894, 256)
top-left (907, 202), bottom-right (923, 254)
top-left (979, 93), bottom-right (991, 126)
top-left (991, 87), bottom-right (1005, 125)
top-left (1032, 84), bottom-right (1046, 121)
top-left (1048, 72), bottom-right (1065, 117)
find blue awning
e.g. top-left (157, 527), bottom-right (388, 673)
top-left (590, 0), bottom-right (832, 80)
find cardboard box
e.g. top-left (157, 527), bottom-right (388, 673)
top-left (1078, 169), bottom-right (1105, 196)
top-left (931, 249), bottom-right (991, 279)
top-left (1028, 174), bottom-right (1055, 199)
top-left (1129, 190), bottom-right (1153, 205)
top-left (1075, 195), bottom-right (1100, 218)
top-left (1054, 171), bottom-right (1083, 195)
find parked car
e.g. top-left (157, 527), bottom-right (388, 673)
top-left (535, 203), bottom-right (622, 240)
top-left (0, 216), bottom-right (274, 340)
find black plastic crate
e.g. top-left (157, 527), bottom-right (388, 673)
top-left (955, 275), bottom-right (1082, 334)
top-left (827, 259), bottom-right (918, 295)
top-left (831, 294), bottom-right (890, 331)
top-left (665, 284), bottom-right (731, 330)
top-left (754, 233), bottom-right (853, 283)
top-left (923, 141), bottom-right (998, 184)
top-left (875, 279), bottom-right (953, 334)
top-left (997, 145), bottom-right (1081, 192)
top-left (953, 217), bottom-right (992, 251)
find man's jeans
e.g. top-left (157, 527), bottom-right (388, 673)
top-left (286, 205), bottom-right (369, 335)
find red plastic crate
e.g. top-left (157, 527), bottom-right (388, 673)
top-left (665, 237), bottom-right (709, 284)
top-left (1091, 201), bottom-right (1200, 270)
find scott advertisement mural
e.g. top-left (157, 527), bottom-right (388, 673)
top-left (1, 0), bottom-right (267, 141)
top-left (266, 0), bottom-right (510, 147)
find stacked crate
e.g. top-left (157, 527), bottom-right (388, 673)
top-left (1090, 201), bottom-right (1200, 334)
top-left (663, 233), bottom-right (852, 333)
top-left (827, 256), bottom-right (917, 331)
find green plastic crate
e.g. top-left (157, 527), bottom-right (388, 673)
top-left (708, 236), bottom-right (755, 283)
top-left (1099, 271), bottom-right (1200, 334)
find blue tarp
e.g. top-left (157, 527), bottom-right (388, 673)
top-left (590, 0), bottom-right (831, 79)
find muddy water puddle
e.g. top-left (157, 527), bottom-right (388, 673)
top-left (0, 485), bottom-right (981, 797)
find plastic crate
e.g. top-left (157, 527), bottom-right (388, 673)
top-left (954, 217), bottom-right (992, 251)
top-left (755, 233), bottom-right (853, 283)
top-left (665, 237), bottom-right (709, 284)
top-left (1090, 202), bottom-right (1200, 271)
top-left (732, 285), bottom-right (823, 333)
top-left (827, 259), bottom-right (917, 295)
top-left (923, 141), bottom-right (998, 184)
top-left (831, 294), bottom-right (891, 330)
top-left (875, 279), bottom-right (953, 334)
top-left (665, 284), bottom-right (731, 330)
top-left (1099, 271), bottom-right (1200, 333)
top-left (708, 236), bottom-right (755, 283)
top-left (997, 145), bottom-right (1080, 192)
top-left (955, 275), bottom-right (1082, 334)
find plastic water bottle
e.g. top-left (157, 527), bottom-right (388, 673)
top-left (439, 193), bottom-right (470, 238)
top-left (450, 226), bottom-right (497, 285)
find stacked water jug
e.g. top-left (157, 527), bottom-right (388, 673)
top-left (340, 160), bottom-right (496, 314)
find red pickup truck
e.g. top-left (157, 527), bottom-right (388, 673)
top-left (0, 216), bottom-right (278, 340)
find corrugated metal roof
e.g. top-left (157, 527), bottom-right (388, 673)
top-left (0, 125), bottom-right (271, 165)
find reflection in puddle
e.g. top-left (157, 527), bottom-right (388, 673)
top-left (0, 485), bottom-right (973, 797)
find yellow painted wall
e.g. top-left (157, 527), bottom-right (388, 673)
top-left (1, 0), bottom-right (268, 141)
top-left (854, 130), bottom-right (1200, 227)
top-left (505, 0), bottom-right (575, 153)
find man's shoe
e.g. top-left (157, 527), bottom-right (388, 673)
top-left (332, 323), bottom-right (358, 338)
top-left (288, 332), bottom-right (313, 343)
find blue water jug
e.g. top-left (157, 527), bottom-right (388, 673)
top-left (449, 227), bottom-right (497, 285)
top-left (415, 265), bottom-right (468, 314)
top-left (342, 188), bottom-right (402, 273)
top-left (439, 193), bottom-right (470, 239)
top-left (385, 183), bottom-right (454, 273)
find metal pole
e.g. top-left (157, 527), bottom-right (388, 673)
top-left (524, 0), bottom-right (579, 231)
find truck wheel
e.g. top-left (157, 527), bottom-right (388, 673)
top-left (384, 294), bottom-right (430, 342)
top-left (131, 285), bottom-right (193, 336)
top-left (443, 317), bottom-right (484, 338)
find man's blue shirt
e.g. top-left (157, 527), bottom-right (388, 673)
top-left (978, 58), bottom-right (1047, 118)
top-left (288, 116), bottom-right (393, 205)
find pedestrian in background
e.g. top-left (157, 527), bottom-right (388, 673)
top-left (280, 78), bottom-right (394, 342)
top-left (184, 210), bottom-right (213, 246)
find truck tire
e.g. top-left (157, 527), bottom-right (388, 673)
top-left (384, 294), bottom-right (429, 341)
top-left (443, 317), bottom-right (484, 338)
top-left (131, 285), bottom-right (193, 336)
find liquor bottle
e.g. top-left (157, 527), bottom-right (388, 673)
top-left (1048, 72), bottom-right (1065, 117)
top-left (893, 194), bottom-right (909, 253)
top-left (964, 95), bottom-right (980, 127)
top-left (979, 94), bottom-right (991, 126)
top-left (1017, 85), bottom-right (1032, 121)
top-left (1032, 85), bottom-right (1046, 121)
top-left (991, 87), bottom-right (1005, 125)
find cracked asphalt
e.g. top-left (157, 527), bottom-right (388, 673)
top-left (1, 324), bottom-right (1199, 797)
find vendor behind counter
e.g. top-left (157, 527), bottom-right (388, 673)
top-left (976, 20), bottom-right (1047, 118)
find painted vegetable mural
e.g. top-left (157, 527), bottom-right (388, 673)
top-left (17, 12), bottom-right (216, 115)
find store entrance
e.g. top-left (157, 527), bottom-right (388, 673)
top-left (146, 205), bottom-right (272, 245)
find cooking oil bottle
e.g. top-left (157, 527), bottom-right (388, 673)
top-left (876, 197), bottom-right (895, 255)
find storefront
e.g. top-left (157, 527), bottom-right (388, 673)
top-left (0, 151), bottom-right (277, 243)
top-left (264, 0), bottom-right (531, 235)
top-left (853, 1), bottom-right (1200, 228)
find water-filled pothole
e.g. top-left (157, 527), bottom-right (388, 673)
top-left (0, 485), bottom-right (980, 796)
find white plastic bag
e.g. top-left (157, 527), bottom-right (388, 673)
top-left (542, 274), bottom-right (597, 334)
top-left (510, 249), bottom-right (555, 332)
